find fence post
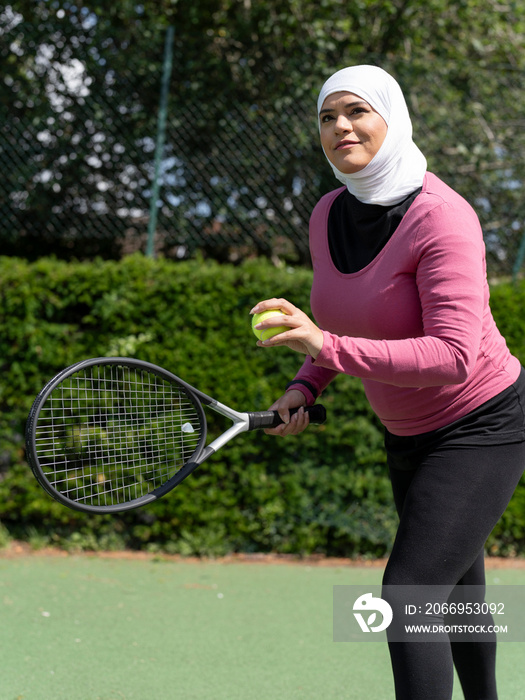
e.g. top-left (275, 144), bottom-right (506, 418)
top-left (512, 228), bottom-right (525, 284)
top-left (146, 25), bottom-right (174, 258)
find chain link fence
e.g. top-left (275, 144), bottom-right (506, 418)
top-left (2, 9), bottom-right (525, 275)
top-left (1, 11), bottom-right (325, 265)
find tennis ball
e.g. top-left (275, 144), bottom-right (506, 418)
top-left (251, 309), bottom-right (288, 341)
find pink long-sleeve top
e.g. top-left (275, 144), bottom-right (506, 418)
top-left (290, 172), bottom-right (521, 436)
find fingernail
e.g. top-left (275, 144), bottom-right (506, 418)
top-left (250, 306), bottom-right (259, 314)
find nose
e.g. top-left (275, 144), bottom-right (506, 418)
top-left (334, 114), bottom-right (353, 133)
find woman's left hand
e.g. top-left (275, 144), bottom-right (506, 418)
top-left (250, 298), bottom-right (324, 358)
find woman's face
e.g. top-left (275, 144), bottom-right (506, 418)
top-left (319, 91), bottom-right (388, 174)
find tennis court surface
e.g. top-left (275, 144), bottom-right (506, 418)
top-left (1, 549), bottom-right (524, 699)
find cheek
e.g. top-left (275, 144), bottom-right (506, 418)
top-left (372, 120), bottom-right (388, 149)
top-left (320, 132), bottom-right (338, 166)
top-left (319, 129), bottom-right (331, 153)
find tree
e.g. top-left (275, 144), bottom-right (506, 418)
top-left (2, 1), bottom-right (524, 273)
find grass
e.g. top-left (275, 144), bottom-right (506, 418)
top-left (0, 551), bottom-right (524, 699)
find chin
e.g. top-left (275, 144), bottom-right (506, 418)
top-left (338, 163), bottom-right (367, 174)
top-left (331, 156), bottom-right (368, 174)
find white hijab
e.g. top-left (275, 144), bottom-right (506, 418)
top-left (317, 65), bottom-right (427, 206)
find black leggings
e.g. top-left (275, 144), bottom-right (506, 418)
top-left (382, 439), bottom-right (525, 700)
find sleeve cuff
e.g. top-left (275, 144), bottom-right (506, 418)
top-left (285, 379), bottom-right (318, 406)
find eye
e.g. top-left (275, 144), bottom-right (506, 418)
top-left (320, 114), bottom-right (334, 124)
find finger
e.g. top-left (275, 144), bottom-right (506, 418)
top-left (257, 327), bottom-right (300, 346)
top-left (264, 423), bottom-right (289, 436)
top-left (256, 334), bottom-right (293, 350)
top-left (279, 407), bottom-right (308, 435)
top-left (264, 411), bottom-right (298, 436)
top-left (253, 315), bottom-right (293, 333)
top-left (278, 407), bottom-right (290, 425)
top-left (292, 406), bottom-right (310, 431)
top-left (250, 298), bottom-right (296, 315)
top-left (264, 410), bottom-right (309, 436)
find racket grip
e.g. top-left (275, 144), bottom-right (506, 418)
top-left (248, 404), bottom-right (326, 430)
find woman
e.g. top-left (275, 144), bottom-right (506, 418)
top-left (250, 65), bottom-right (525, 700)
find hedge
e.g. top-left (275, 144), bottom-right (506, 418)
top-left (1, 255), bottom-right (525, 558)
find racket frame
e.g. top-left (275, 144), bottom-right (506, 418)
top-left (26, 357), bottom-right (317, 514)
top-left (26, 358), bottom-right (213, 513)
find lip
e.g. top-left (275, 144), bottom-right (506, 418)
top-left (335, 139), bottom-right (360, 150)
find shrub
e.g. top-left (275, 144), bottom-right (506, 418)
top-left (1, 255), bottom-right (524, 557)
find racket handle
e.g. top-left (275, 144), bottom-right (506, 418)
top-left (248, 404), bottom-right (326, 430)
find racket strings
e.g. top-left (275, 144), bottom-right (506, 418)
top-left (33, 365), bottom-right (202, 506)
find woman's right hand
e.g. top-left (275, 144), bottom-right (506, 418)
top-left (264, 389), bottom-right (310, 436)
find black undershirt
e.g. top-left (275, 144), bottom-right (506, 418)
top-left (327, 187), bottom-right (422, 274)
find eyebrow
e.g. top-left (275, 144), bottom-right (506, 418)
top-left (319, 101), bottom-right (368, 115)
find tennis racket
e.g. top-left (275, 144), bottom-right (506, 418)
top-left (25, 357), bottom-right (326, 514)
